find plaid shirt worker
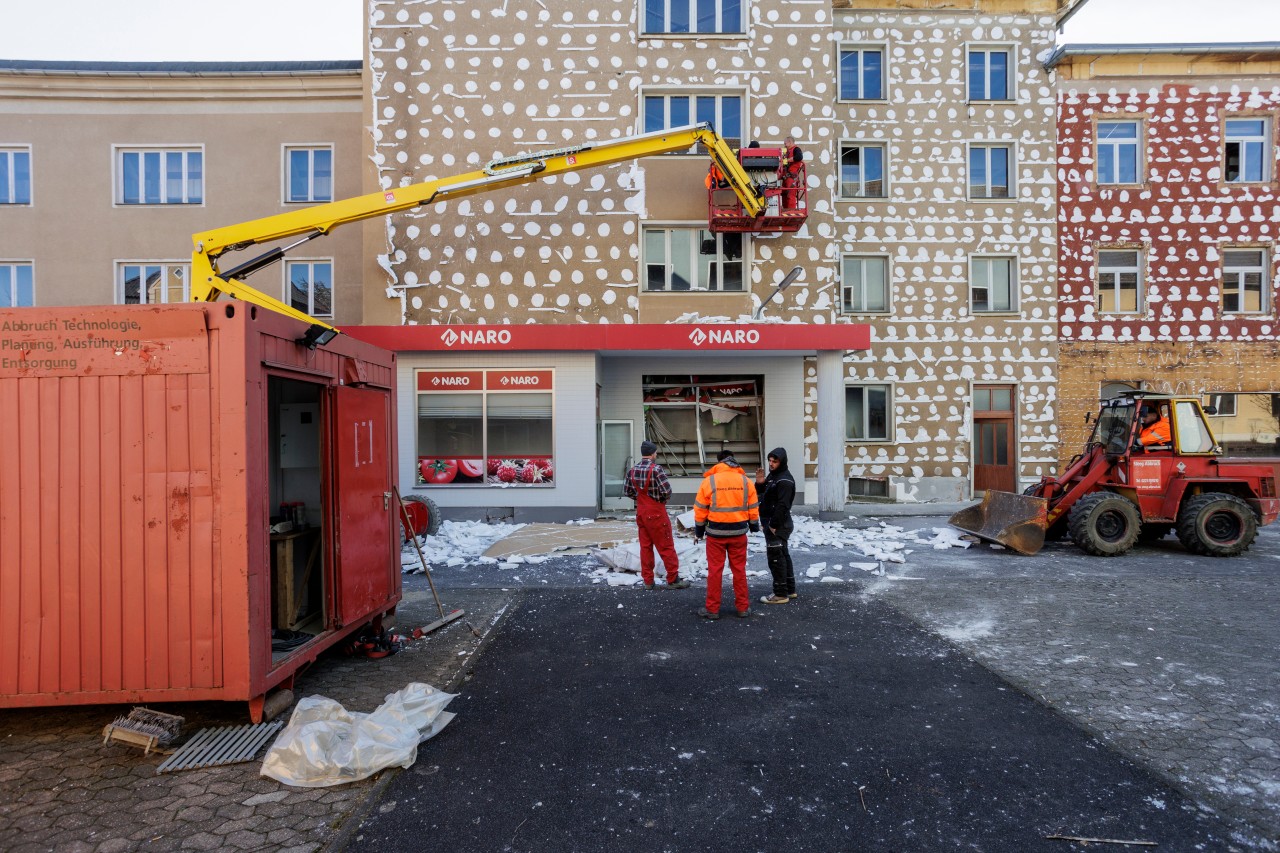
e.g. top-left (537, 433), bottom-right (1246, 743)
top-left (623, 457), bottom-right (672, 503)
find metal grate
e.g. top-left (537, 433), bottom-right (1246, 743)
top-left (156, 720), bottom-right (285, 774)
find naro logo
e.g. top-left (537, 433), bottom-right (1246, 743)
top-left (440, 329), bottom-right (459, 347)
top-left (688, 327), bottom-right (760, 347)
top-left (441, 328), bottom-right (513, 347)
top-left (688, 328), bottom-right (708, 346)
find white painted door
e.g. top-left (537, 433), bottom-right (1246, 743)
top-left (600, 420), bottom-right (633, 511)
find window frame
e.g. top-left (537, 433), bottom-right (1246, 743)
top-left (968, 255), bottom-right (1019, 314)
top-left (966, 44), bottom-right (1015, 103)
top-left (115, 261), bottom-right (191, 306)
top-left (967, 142), bottom-right (1014, 200)
top-left (283, 144), bottom-right (334, 204)
top-left (844, 382), bottom-right (893, 443)
top-left (1220, 247), bottom-right (1270, 316)
top-left (1095, 119), bottom-right (1143, 186)
top-left (838, 141), bottom-right (888, 199)
top-left (0, 145), bottom-right (33, 206)
top-left (639, 0), bottom-right (746, 37)
top-left (0, 260), bottom-right (35, 307)
top-left (1096, 247), bottom-right (1145, 315)
top-left (640, 89), bottom-right (746, 153)
top-left (836, 44), bottom-right (887, 102)
top-left (284, 258), bottom-right (335, 319)
top-left (113, 144), bottom-right (205, 206)
top-left (1222, 116), bottom-right (1272, 184)
top-left (840, 253), bottom-right (891, 315)
top-left (642, 224), bottom-right (747, 293)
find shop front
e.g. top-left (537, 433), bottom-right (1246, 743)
top-left (346, 324), bottom-right (870, 522)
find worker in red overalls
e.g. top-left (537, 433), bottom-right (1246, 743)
top-left (624, 441), bottom-right (690, 590)
top-left (779, 136), bottom-right (805, 210)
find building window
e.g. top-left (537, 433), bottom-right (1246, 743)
top-left (1224, 119), bottom-right (1270, 183)
top-left (841, 255), bottom-right (889, 314)
top-left (838, 47), bottom-right (884, 100)
top-left (1097, 121), bottom-right (1140, 184)
top-left (846, 384), bottom-right (890, 442)
top-left (286, 260), bottom-right (333, 317)
top-left (1221, 249), bottom-right (1268, 314)
top-left (644, 227), bottom-right (743, 291)
top-left (643, 93), bottom-right (741, 150)
top-left (0, 263), bottom-right (34, 307)
top-left (848, 476), bottom-right (889, 499)
top-left (0, 148), bottom-right (31, 205)
top-left (118, 263), bottom-right (189, 305)
top-left (970, 257), bottom-right (1016, 313)
top-left (642, 0), bottom-right (743, 34)
top-left (416, 369), bottom-right (555, 487)
top-left (969, 145), bottom-right (1011, 198)
top-left (968, 47), bottom-right (1011, 101)
top-left (1204, 393), bottom-right (1237, 417)
top-left (1097, 249), bottom-right (1142, 313)
top-left (286, 146), bottom-right (333, 203)
top-left (839, 143), bottom-right (886, 198)
top-left (117, 148), bottom-right (203, 205)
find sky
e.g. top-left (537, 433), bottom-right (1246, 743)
top-left (0, 0), bottom-right (1274, 62)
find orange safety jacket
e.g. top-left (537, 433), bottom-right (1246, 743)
top-left (694, 461), bottom-right (761, 538)
top-left (1139, 417), bottom-right (1172, 447)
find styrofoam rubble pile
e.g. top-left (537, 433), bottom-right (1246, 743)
top-left (401, 519), bottom-right (526, 574)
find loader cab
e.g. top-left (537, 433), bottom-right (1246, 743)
top-left (1099, 393), bottom-right (1220, 458)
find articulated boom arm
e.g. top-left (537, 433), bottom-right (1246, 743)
top-left (190, 123), bottom-right (763, 332)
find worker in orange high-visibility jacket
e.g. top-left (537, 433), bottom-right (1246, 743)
top-left (693, 454), bottom-right (761, 619)
top-left (1137, 406), bottom-right (1172, 448)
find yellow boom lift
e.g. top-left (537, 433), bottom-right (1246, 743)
top-left (190, 123), bottom-right (767, 341)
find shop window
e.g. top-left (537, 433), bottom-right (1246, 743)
top-left (286, 260), bottom-right (333, 318)
top-left (642, 93), bottom-right (742, 150)
top-left (968, 47), bottom-right (1011, 101)
top-left (644, 227), bottom-right (743, 291)
top-left (846, 384), bottom-right (890, 441)
top-left (841, 255), bottom-right (888, 313)
top-left (642, 375), bottom-right (763, 475)
top-left (1097, 249), bottom-right (1143, 313)
top-left (118, 262), bottom-right (189, 305)
top-left (416, 370), bottom-right (555, 486)
top-left (838, 47), bottom-right (884, 100)
top-left (969, 144), bottom-right (1011, 198)
top-left (1221, 249), bottom-right (1268, 314)
top-left (1203, 393), bottom-right (1280, 457)
top-left (117, 147), bottom-right (203, 204)
top-left (0, 147), bottom-right (31, 205)
top-left (1097, 121), bottom-right (1140, 184)
top-left (0, 262), bottom-right (34, 307)
top-left (839, 143), bottom-right (886, 198)
top-left (1224, 118), bottom-right (1270, 183)
top-left (970, 257), bottom-right (1016, 313)
top-left (642, 0), bottom-right (743, 35)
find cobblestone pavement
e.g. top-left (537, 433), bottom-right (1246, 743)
top-left (0, 586), bottom-right (517, 853)
top-left (854, 529), bottom-right (1280, 848)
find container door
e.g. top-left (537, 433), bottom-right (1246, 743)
top-left (332, 385), bottom-right (396, 627)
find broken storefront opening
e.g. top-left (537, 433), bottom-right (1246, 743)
top-left (642, 375), bottom-right (764, 475)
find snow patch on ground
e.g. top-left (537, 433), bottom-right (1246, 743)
top-left (401, 519), bottom-right (525, 573)
top-left (938, 617), bottom-right (997, 643)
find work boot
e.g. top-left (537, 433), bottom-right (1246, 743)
top-left (643, 583), bottom-right (656, 590)
top-left (759, 594), bottom-right (789, 605)
top-left (668, 578), bottom-right (691, 589)
top-left (696, 608), bottom-right (720, 620)
top-left (788, 592), bottom-right (798, 599)
top-left (736, 608), bottom-right (751, 618)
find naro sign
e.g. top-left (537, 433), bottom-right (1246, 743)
top-left (440, 328), bottom-right (513, 347)
top-left (688, 327), bottom-right (760, 347)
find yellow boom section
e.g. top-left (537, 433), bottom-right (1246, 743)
top-left (191, 123), bottom-right (763, 333)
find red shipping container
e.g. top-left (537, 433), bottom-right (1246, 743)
top-left (0, 302), bottom-right (401, 720)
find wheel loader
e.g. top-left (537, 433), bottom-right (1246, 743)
top-left (949, 392), bottom-right (1280, 557)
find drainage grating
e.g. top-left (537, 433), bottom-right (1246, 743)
top-left (156, 720), bottom-right (285, 774)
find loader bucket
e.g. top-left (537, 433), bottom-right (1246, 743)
top-left (948, 491), bottom-right (1048, 555)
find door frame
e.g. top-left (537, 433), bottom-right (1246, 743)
top-left (599, 419), bottom-right (633, 511)
top-left (970, 381), bottom-right (1019, 495)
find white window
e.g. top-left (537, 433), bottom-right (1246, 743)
top-left (1221, 249), bottom-right (1268, 314)
top-left (286, 260), bottom-right (333, 317)
top-left (838, 47), bottom-right (884, 100)
top-left (839, 143), bottom-right (886, 198)
top-left (1097, 121), bottom-right (1140, 184)
top-left (968, 47), bottom-right (1011, 101)
top-left (1224, 118), bottom-right (1270, 183)
top-left (642, 0), bottom-right (743, 35)
top-left (841, 255), bottom-right (889, 314)
top-left (118, 262), bottom-right (189, 305)
top-left (846, 384), bottom-right (891, 441)
top-left (644, 227), bottom-right (744, 291)
top-left (1098, 249), bottom-right (1143, 313)
top-left (643, 93), bottom-right (742, 150)
top-left (970, 257), bottom-right (1016, 313)
top-left (0, 147), bottom-right (31, 205)
top-left (0, 262), bottom-right (34, 307)
top-left (969, 145), bottom-right (1012, 198)
top-left (117, 147), bottom-right (203, 204)
top-left (285, 146), bottom-right (333, 203)
top-left (1205, 393), bottom-right (1237, 417)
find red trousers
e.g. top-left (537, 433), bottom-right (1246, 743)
top-left (636, 494), bottom-right (679, 585)
top-left (704, 534), bottom-right (749, 614)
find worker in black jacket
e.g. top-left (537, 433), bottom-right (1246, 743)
top-left (755, 447), bottom-right (797, 604)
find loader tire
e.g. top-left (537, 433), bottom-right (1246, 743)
top-left (1176, 493), bottom-right (1256, 557)
top-left (1068, 492), bottom-right (1140, 556)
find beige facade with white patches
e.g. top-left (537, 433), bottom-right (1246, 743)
top-left (364, 0), bottom-right (1069, 505)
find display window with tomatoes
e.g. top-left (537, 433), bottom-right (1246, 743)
top-left (416, 455), bottom-right (555, 486)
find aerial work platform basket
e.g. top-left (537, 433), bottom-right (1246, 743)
top-left (707, 145), bottom-right (807, 233)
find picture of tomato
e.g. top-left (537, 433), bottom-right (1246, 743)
top-left (458, 458), bottom-right (485, 479)
top-left (419, 457), bottom-right (459, 484)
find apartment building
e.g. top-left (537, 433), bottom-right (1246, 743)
top-left (357, 0), bottom-right (1073, 518)
top-left (1053, 44), bottom-right (1280, 458)
top-left (0, 60), bottom-right (367, 325)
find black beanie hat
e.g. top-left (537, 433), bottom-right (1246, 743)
top-left (640, 440), bottom-right (658, 456)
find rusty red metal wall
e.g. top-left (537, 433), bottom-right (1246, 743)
top-left (0, 302), bottom-right (398, 708)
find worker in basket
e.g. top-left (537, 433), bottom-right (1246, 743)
top-left (1136, 405), bottom-right (1172, 450)
top-left (705, 161), bottom-right (729, 190)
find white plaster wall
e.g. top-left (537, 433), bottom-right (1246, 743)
top-left (394, 351), bottom-right (598, 509)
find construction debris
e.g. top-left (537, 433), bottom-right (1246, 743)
top-left (102, 707), bottom-right (185, 755)
top-left (156, 720), bottom-right (285, 774)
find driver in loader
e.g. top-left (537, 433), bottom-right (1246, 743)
top-left (1136, 406), bottom-right (1172, 450)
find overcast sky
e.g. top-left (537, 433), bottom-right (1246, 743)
top-left (0, 0), bottom-right (1273, 62)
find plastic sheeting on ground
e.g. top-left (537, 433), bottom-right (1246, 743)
top-left (261, 683), bottom-right (456, 787)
